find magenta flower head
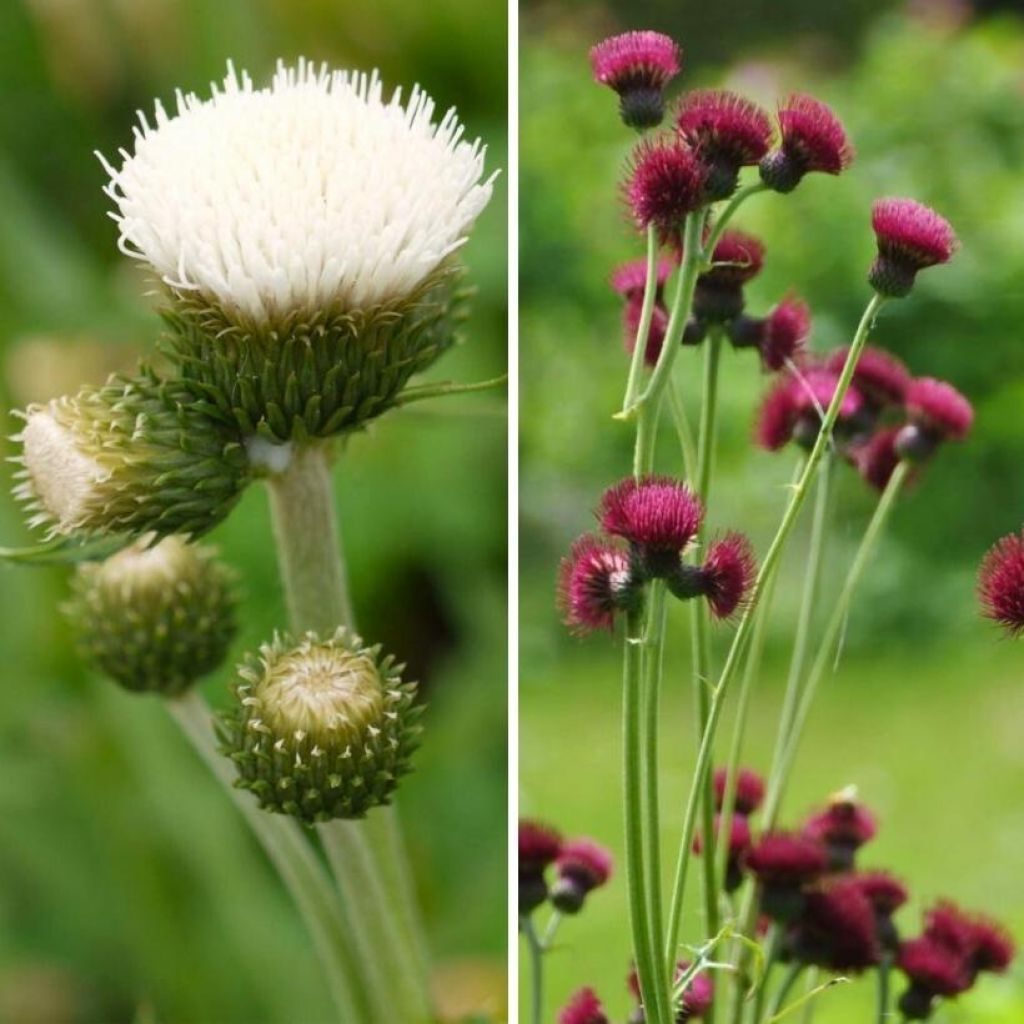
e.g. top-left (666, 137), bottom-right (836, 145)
top-left (803, 788), bottom-right (878, 871)
top-left (695, 532), bottom-right (757, 620)
top-left (755, 368), bottom-right (865, 453)
top-left (676, 89), bottom-right (774, 200)
top-left (519, 819), bottom-right (562, 914)
top-left (551, 838), bottom-right (614, 914)
top-left (611, 256), bottom-right (676, 300)
top-left (852, 427), bottom-right (904, 493)
top-left (693, 229), bottom-right (766, 324)
top-left (853, 871), bottom-right (910, 953)
top-left (826, 344), bottom-right (911, 408)
top-left (896, 377), bottom-right (973, 462)
top-left (925, 902), bottom-right (1016, 978)
top-left (590, 31), bottom-right (681, 130)
top-left (731, 293), bottom-right (811, 371)
top-left (760, 94), bottom-right (854, 193)
top-left (791, 878), bottom-right (882, 973)
top-left (869, 198), bottom-right (958, 298)
top-left (693, 813), bottom-right (752, 893)
top-left (713, 766), bottom-right (766, 816)
top-left (600, 476), bottom-right (703, 579)
top-left (898, 937), bottom-right (972, 1020)
top-left (560, 987), bottom-right (610, 1024)
top-left (626, 138), bottom-right (706, 243)
top-left (627, 961), bottom-right (713, 1021)
top-left (558, 534), bottom-right (637, 635)
top-left (979, 531), bottom-right (1024, 637)
top-left (746, 831), bottom-right (829, 922)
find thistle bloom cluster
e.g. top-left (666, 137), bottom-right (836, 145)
top-left (978, 530), bottom-right (1024, 636)
top-left (518, 819), bottom-right (613, 919)
top-left (558, 477), bottom-right (756, 633)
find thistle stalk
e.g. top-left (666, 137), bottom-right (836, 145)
top-left (266, 441), bottom-right (434, 1024)
top-left (663, 293), bottom-right (886, 971)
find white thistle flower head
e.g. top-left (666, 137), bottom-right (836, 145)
top-left (11, 372), bottom-right (250, 541)
top-left (222, 628), bottom-right (423, 822)
top-left (100, 59), bottom-right (495, 328)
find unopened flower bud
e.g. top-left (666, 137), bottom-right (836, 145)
top-left (220, 629), bottom-right (422, 822)
top-left (13, 371), bottom-right (250, 542)
top-left (868, 198), bottom-right (957, 298)
top-left (65, 535), bottom-right (238, 696)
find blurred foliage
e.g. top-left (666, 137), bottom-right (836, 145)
top-left (0, 1), bottom-right (506, 1022)
top-left (520, 4), bottom-right (1024, 1023)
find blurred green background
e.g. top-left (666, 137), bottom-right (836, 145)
top-left (519, 1), bottom-right (1024, 1022)
top-left (0, 2), bottom-right (506, 1022)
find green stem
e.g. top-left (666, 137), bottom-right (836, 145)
top-left (266, 442), bottom-right (433, 1023)
top-left (521, 915), bottom-right (545, 1024)
top-left (799, 968), bottom-right (820, 1024)
top-left (764, 459), bottom-right (909, 824)
top-left (668, 374), bottom-right (698, 481)
top-left (764, 456), bottom-right (834, 830)
top-left (624, 604), bottom-right (667, 1024)
top-left (764, 963), bottom-right (805, 1023)
top-left (704, 183), bottom-right (768, 256)
top-left (876, 958), bottom-right (892, 1024)
top-left (664, 293), bottom-right (886, 972)
top-left (166, 691), bottom-right (366, 1023)
top-left (622, 226), bottom-right (662, 413)
top-left (749, 924), bottom-right (782, 1024)
top-left (395, 373), bottom-right (508, 406)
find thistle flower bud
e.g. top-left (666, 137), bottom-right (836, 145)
top-left (590, 32), bottom-right (681, 130)
top-left (868, 198), bottom-right (957, 298)
top-left (559, 987), bottom-right (609, 1024)
top-left (895, 377), bottom-right (973, 461)
top-left (693, 231), bottom-right (765, 325)
top-left (13, 371), bottom-right (249, 542)
top-left (978, 530), bottom-right (1024, 636)
top-left (803, 786), bottom-right (877, 871)
top-left (519, 819), bottom-right (562, 914)
top-left (746, 831), bottom-right (828, 922)
top-left (65, 536), bottom-right (238, 696)
top-left (219, 629), bottom-right (422, 823)
top-left (550, 838), bottom-right (613, 914)
top-left (759, 94), bottom-right (853, 193)
top-left (102, 61), bottom-right (493, 442)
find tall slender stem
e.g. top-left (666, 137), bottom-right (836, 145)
top-left (704, 183), bottom-right (767, 256)
top-left (266, 442), bottom-right (434, 1023)
top-left (622, 227), bottom-right (662, 413)
top-left (521, 915), bottom-right (545, 1024)
top-left (764, 459), bottom-right (909, 823)
top-left (876, 958), bottom-right (892, 1024)
top-left (664, 293), bottom-right (886, 969)
top-left (166, 691), bottom-right (366, 1023)
top-left (764, 456), bottom-right (833, 829)
top-left (764, 963), bottom-right (805, 1023)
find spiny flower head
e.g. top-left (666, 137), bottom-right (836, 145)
top-left (627, 962), bottom-right (714, 1018)
top-left (702, 230), bottom-right (766, 288)
top-left (803, 788), bottom-right (877, 869)
top-left (747, 832), bottom-right (828, 887)
top-left (826, 345), bottom-right (911, 407)
top-left (925, 902), bottom-right (1016, 975)
top-left (979, 531), bottom-right (1024, 636)
top-left (623, 296), bottom-right (670, 366)
top-left (599, 476), bottom-right (703, 554)
top-left (869, 198), bottom-right (958, 298)
top-left (625, 138), bottom-right (706, 241)
top-left (905, 377), bottom-right (973, 442)
top-left (552, 838), bottom-right (614, 913)
top-left (854, 871), bottom-right (910, 916)
top-left (758, 294), bottom-right (811, 371)
top-left (852, 428), bottom-right (903, 492)
top-left (590, 31), bottom-right (681, 130)
top-left (698, 532), bottom-right (757, 619)
top-left (559, 987), bottom-right (609, 1024)
top-left (611, 256), bottom-right (676, 299)
top-left (519, 819), bottom-right (563, 872)
top-left (713, 766), bottom-right (766, 815)
top-left (100, 60), bottom-right (493, 328)
top-left (558, 534), bottom-right (635, 634)
top-left (676, 90), bottom-right (774, 199)
top-left (792, 879), bottom-right (882, 972)
top-left (968, 916), bottom-right (1016, 974)
top-left (760, 94), bottom-right (853, 192)
top-left (754, 369), bottom-right (864, 453)
top-left (898, 936), bottom-right (972, 1021)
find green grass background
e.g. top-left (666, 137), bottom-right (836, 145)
top-left (519, 3), bottom-right (1024, 1021)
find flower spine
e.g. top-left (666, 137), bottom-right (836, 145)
top-left (219, 628), bottom-right (422, 823)
top-left (65, 535), bottom-right (238, 696)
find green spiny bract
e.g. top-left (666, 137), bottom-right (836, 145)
top-left (218, 629), bottom-right (423, 823)
top-left (161, 265), bottom-right (469, 443)
top-left (65, 535), bottom-right (238, 696)
top-left (13, 368), bottom-right (251, 542)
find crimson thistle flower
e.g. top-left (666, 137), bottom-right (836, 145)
top-left (693, 812), bottom-right (752, 892)
top-left (898, 937), bottom-right (972, 1019)
top-left (612, 257), bottom-right (676, 366)
top-left (755, 367), bottom-right (865, 452)
top-left (625, 138), bottom-right (706, 243)
top-left (693, 229), bottom-right (765, 324)
top-left (852, 871), bottom-right (909, 953)
top-left (760, 94), bottom-right (854, 193)
top-left (551, 838), bottom-right (614, 914)
top-left (746, 831), bottom-right (829, 922)
top-left (590, 31), bottom-right (681, 130)
top-left (558, 534), bottom-right (637, 634)
top-left (852, 427), bottom-right (904, 492)
top-left (696, 531), bottom-right (757, 619)
top-left (978, 530), bottom-right (1024, 636)
top-left (675, 89), bottom-right (774, 200)
top-left (627, 961), bottom-right (714, 1021)
top-left (868, 198), bottom-right (958, 298)
top-left (730, 293), bottom-right (811, 371)
top-left (802, 788), bottom-right (878, 871)
top-left (559, 987), bottom-right (610, 1024)
top-left (826, 344), bottom-right (911, 408)
top-left (790, 878), bottom-right (882, 972)
top-left (895, 376), bottom-right (973, 461)
top-left (519, 819), bottom-right (563, 914)
top-left (713, 766), bottom-right (765, 816)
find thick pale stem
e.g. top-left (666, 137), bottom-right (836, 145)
top-left (166, 691), bottom-right (366, 1023)
top-left (521, 915), bottom-right (545, 1024)
top-left (664, 293), bottom-right (886, 970)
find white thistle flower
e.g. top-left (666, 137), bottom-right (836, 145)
top-left (100, 59), bottom-right (495, 327)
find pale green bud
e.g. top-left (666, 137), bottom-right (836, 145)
top-left (65, 535), bottom-right (238, 696)
top-left (219, 629), bottom-right (423, 823)
top-left (13, 370), bottom-right (250, 541)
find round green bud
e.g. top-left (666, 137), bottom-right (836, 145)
top-left (65, 535), bottom-right (238, 696)
top-left (13, 369), bottom-right (250, 541)
top-left (163, 266), bottom-right (467, 443)
top-left (219, 629), bottom-right (423, 823)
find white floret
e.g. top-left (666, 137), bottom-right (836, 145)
top-left (100, 59), bottom-right (495, 326)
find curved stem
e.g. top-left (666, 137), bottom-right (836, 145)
top-left (166, 691), bottom-right (366, 1023)
top-left (521, 915), bottom-right (545, 1024)
top-left (668, 375), bottom-right (698, 481)
top-left (749, 923), bottom-right (782, 1024)
top-left (622, 226), bottom-right (662, 413)
top-left (764, 458), bottom-right (909, 824)
top-left (704, 183), bottom-right (768, 256)
top-left (763, 456), bottom-right (833, 830)
top-left (664, 293), bottom-right (886, 970)
top-left (764, 963), bottom-right (805, 1023)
